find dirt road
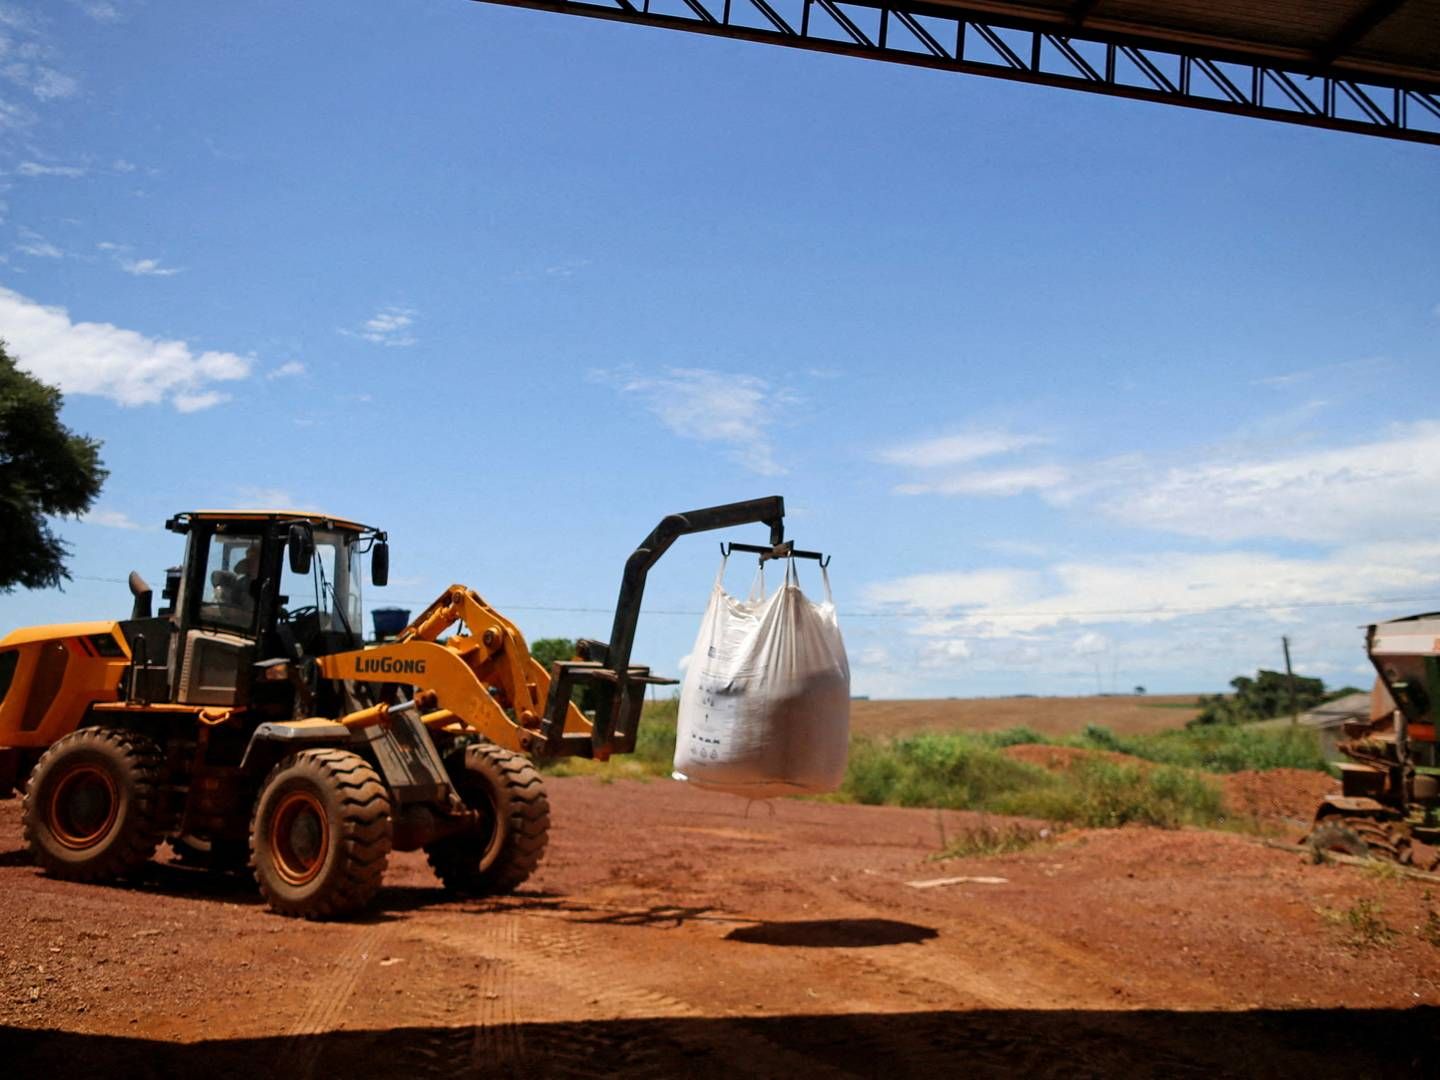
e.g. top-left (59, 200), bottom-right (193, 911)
top-left (2, 776), bottom-right (1437, 1076)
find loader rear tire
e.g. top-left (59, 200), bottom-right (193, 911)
top-left (426, 743), bottom-right (549, 896)
top-left (22, 727), bottom-right (166, 883)
top-left (250, 749), bottom-right (392, 919)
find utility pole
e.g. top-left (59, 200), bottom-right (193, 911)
top-left (1282, 636), bottom-right (1298, 726)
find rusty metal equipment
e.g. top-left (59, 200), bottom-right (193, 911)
top-left (1306, 612), bottom-right (1440, 869)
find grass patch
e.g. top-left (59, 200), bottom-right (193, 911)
top-left (539, 699), bottom-right (677, 779)
top-left (841, 732), bottom-right (1226, 830)
top-left (933, 819), bottom-right (1054, 860)
top-left (1072, 722), bottom-right (1331, 774)
top-left (996, 759), bottom-right (1225, 829)
top-left (1420, 893), bottom-right (1440, 948)
top-left (1318, 898), bottom-right (1397, 949)
top-left (842, 732), bottom-right (1051, 810)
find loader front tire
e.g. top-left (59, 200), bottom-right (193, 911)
top-left (250, 749), bottom-right (392, 919)
top-left (426, 743), bottom-right (549, 896)
top-left (22, 727), bottom-right (166, 882)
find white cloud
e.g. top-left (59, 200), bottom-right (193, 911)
top-left (879, 412), bottom-right (1440, 548)
top-left (342, 306), bottom-right (417, 347)
top-left (867, 568), bottom-right (1041, 614)
top-left (26, 67), bottom-right (78, 101)
top-left (1099, 421), bottom-right (1440, 544)
top-left (599, 366), bottom-right (793, 476)
top-left (83, 508), bottom-right (147, 531)
top-left (878, 430), bottom-right (1048, 469)
top-left (864, 541), bottom-right (1440, 636)
top-left (896, 464), bottom-right (1070, 497)
top-left (544, 258), bottom-right (589, 278)
top-left (16, 160), bottom-right (85, 178)
top-left (856, 542), bottom-right (1440, 693)
top-left (878, 428), bottom-right (1066, 498)
top-left (0, 97), bottom-right (35, 130)
top-left (111, 158), bottom-right (137, 173)
top-left (15, 227), bottom-right (61, 258)
top-left (173, 389), bottom-right (227, 412)
top-left (235, 486), bottom-right (295, 508)
top-left (70, 1), bottom-right (122, 22)
top-left (266, 360), bottom-right (305, 380)
top-left (120, 256), bottom-right (182, 277)
top-left (919, 639), bottom-right (972, 667)
top-left (0, 286), bottom-right (252, 411)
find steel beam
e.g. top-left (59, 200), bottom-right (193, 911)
top-left (466, 0), bottom-right (1440, 145)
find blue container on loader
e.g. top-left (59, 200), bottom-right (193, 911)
top-left (371, 607), bottom-right (411, 640)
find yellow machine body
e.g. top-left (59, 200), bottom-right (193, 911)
top-left (0, 623), bottom-right (131, 749)
top-left (317, 585), bottom-right (593, 755)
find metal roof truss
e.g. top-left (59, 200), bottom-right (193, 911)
top-left (470, 0), bottom-right (1440, 145)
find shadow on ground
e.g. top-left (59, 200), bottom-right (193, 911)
top-left (4, 1008), bottom-right (1436, 1078)
top-left (725, 918), bottom-right (937, 947)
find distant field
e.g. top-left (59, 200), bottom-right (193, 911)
top-left (849, 694), bottom-right (1202, 738)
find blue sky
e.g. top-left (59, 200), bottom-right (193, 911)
top-left (2, 0), bottom-right (1438, 698)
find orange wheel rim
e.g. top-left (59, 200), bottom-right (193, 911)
top-left (270, 791), bottom-right (329, 885)
top-left (49, 765), bottom-right (119, 850)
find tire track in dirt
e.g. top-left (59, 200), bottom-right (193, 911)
top-left (469, 913), bottom-right (525, 1072)
top-left (830, 877), bottom-right (1230, 1010)
top-left (398, 908), bottom-right (857, 1078)
top-left (280, 923), bottom-right (390, 1078)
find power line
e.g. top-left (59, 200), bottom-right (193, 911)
top-left (64, 576), bottom-right (1439, 623)
top-left (366, 593), bottom-right (1439, 620)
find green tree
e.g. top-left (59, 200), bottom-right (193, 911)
top-left (529, 637), bottom-right (576, 670)
top-left (1190, 669), bottom-right (1328, 726)
top-left (0, 342), bottom-right (106, 592)
top-left (528, 637), bottom-right (602, 713)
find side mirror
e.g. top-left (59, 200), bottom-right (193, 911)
top-left (287, 524), bottom-right (313, 575)
top-left (371, 540), bottom-right (389, 588)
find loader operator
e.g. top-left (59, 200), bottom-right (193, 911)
top-left (212, 541), bottom-right (261, 625)
top-left (233, 543), bottom-right (259, 592)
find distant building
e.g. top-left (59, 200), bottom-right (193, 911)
top-left (1300, 682), bottom-right (1391, 761)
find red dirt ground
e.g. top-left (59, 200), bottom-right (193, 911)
top-left (2, 775), bottom-right (1437, 1076)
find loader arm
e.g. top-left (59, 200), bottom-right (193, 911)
top-left (318, 497), bottom-right (789, 761)
top-left (317, 586), bottom-right (592, 756)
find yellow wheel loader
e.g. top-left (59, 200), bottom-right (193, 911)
top-left (0, 497), bottom-right (794, 918)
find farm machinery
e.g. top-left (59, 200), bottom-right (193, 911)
top-left (1307, 613), bottom-right (1440, 870)
top-left (0, 497), bottom-right (793, 917)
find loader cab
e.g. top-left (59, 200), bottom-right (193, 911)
top-left (160, 510), bottom-right (388, 709)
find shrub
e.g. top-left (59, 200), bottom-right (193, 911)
top-left (1079, 724), bottom-right (1123, 752)
top-left (841, 733), bottom-right (1052, 810)
top-left (1068, 721), bottom-right (1330, 774)
top-left (997, 760), bottom-right (1225, 829)
top-left (936, 820), bottom-right (1053, 860)
top-left (981, 726), bottom-right (1048, 748)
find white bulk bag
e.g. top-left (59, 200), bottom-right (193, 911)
top-left (673, 557), bottom-right (850, 797)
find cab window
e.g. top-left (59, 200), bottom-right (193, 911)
top-left (196, 530), bottom-right (263, 634)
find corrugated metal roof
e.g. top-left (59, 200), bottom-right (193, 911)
top-left (1300, 691), bottom-right (1372, 728)
top-left (908, 0), bottom-right (1440, 89)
